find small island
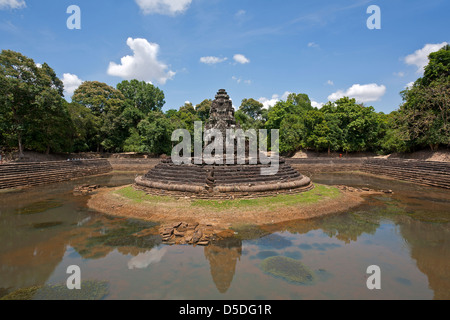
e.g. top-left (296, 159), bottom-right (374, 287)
top-left (88, 90), bottom-right (382, 245)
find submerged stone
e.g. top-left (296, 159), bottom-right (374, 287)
top-left (255, 251), bottom-right (279, 260)
top-left (251, 234), bottom-right (293, 249)
top-left (260, 256), bottom-right (315, 284)
top-left (32, 221), bottom-right (63, 229)
top-left (15, 200), bottom-right (63, 215)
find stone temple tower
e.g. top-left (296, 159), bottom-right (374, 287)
top-left (204, 89), bottom-right (240, 157)
top-left (135, 89), bottom-right (312, 198)
top-left (205, 89), bottom-right (239, 132)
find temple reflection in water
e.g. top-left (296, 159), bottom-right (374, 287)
top-left (204, 238), bottom-right (243, 293)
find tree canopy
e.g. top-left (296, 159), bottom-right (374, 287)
top-left (1, 49), bottom-right (448, 158)
top-left (396, 44), bottom-right (449, 151)
top-left (0, 50), bottom-right (68, 156)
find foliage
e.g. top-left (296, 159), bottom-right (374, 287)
top-left (72, 81), bottom-right (126, 152)
top-left (239, 98), bottom-right (264, 120)
top-left (0, 50), bottom-right (69, 156)
top-left (195, 99), bottom-right (212, 122)
top-left (1, 49), bottom-right (448, 158)
top-left (396, 45), bottom-right (450, 151)
top-left (117, 79), bottom-right (165, 113)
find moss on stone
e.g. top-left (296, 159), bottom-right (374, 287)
top-left (260, 256), bottom-right (315, 284)
top-left (0, 286), bottom-right (42, 300)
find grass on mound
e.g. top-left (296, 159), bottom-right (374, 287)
top-left (192, 184), bottom-right (340, 210)
top-left (115, 184), bottom-right (341, 212)
top-left (115, 187), bottom-right (173, 204)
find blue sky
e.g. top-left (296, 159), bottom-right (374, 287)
top-left (0, 0), bottom-right (448, 113)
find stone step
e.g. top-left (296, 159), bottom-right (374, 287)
top-left (0, 160), bottom-right (112, 189)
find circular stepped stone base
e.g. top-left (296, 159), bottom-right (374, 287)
top-left (135, 157), bottom-right (313, 199)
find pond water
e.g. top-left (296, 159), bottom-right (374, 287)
top-left (0, 172), bottom-right (449, 300)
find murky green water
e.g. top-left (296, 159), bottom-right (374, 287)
top-left (0, 172), bottom-right (449, 300)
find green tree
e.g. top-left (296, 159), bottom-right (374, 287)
top-left (177, 102), bottom-right (200, 134)
top-left (66, 102), bottom-right (100, 152)
top-left (322, 98), bottom-right (382, 153)
top-left (137, 112), bottom-right (175, 155)
top-left (0, 50), bottom-right (67, 157)
top-left (25, 63), bottom-right (72, 154)
top-left (303, 110), bottom-right (328, 152)
top-left (116, 79), bottom-right (165, 113)
top-left (279, 113), bottom-right (306, 153)
top-left (286, 93), bottom-right (313, 110)
top-left (239, 98), bottom-right (264, 120)
top-left (72, 81), bottom-right (126, 152)
top-left (378, 112), bottom-right (408, 154)
top-left (195, 99), bottom-right (212, 122)
top-left (396, 45), bottom-right (450, 151)
top-left (323, 112), bottom-right (344, 154)
top-left (398, 81), bottom-right (449, 150)
top-left (235, 110), bottom-right (254, 131)
top-left (420, 44), bottom-right (450, 86)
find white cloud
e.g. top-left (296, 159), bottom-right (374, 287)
top-left (127, 247), bottom-right (167, 269)
top-left (393, 72), bottom-right (405, 77)
top-left (281, 91), bottom-right (291, 100)
top-left (200, 56), bottom-right (227, 65)
top-left (311, 101), bottom-right (324, 109)
top-left (135, 0), bottom-right (192, 16)
top-left (233, 54), bottom-right (250, 64)
top-left (328, 83), bottom-right (386, 103)
top-left (259, 95), bottom-right (279, 109)
top-left (404, 42), bottom-right (448, 74)
top-left (235, 9), bottom-right (246, 17)
top-left (405, 82), bottom-right (415, 89)
top-left (258, 91), bottom-right (291, 109)
top-left (308, 42), bottom-right (319, 48)
top-left (107, 37), bottom-right (175, 85)
top-left (232, 76), bottom-right (251, 85)
top-left (232, 76), bottom-right (241, 84)
top-left (327, 80), bottom-right (334, 86)
top-left (0, 0), bottom-right (26, 10)
top-left (62, 73), bottom-right (83, 98)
